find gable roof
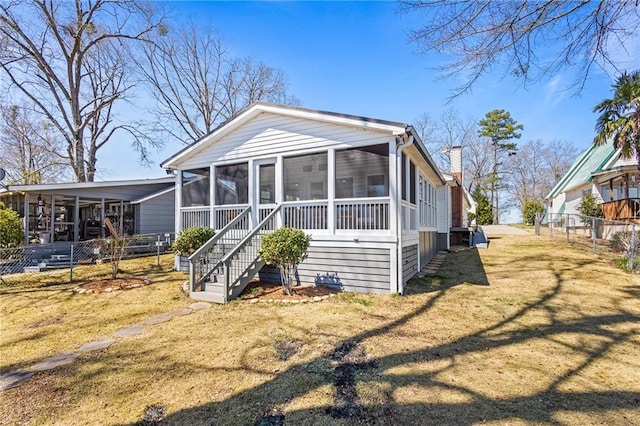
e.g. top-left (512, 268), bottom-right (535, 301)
top-left (161, 102), bottom-right (409, 169)
top-left (546, 141), bottom-right (617, 199)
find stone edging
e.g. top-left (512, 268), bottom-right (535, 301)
top-left (246, 293), bottom-right (337, 304)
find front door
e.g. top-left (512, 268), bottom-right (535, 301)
top-left (253, 159), bottom-right (277, 226)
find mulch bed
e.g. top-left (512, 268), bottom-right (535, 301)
top-left (239, 280), bottom-right (341, 301)
top-left (73, 277), bottom-right (151, 294)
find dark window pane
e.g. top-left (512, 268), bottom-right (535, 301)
top-left (215, 163), bottom-right (248, 205)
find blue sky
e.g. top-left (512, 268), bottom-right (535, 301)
top-left (98, 1), bottom-right (630, 180)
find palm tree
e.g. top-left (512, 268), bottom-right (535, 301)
top-left (593, 71), bottom-right (640, 162)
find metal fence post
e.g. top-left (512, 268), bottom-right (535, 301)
top-left (630, 224), bottom-right (637, 271)
top-left (69, 244), bottom-right (74, 282)
top-left (566, 216), bottom-right (570, 243)
top-left (592, 218), bottom-right (597, 253)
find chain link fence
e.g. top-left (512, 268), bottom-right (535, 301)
top-left (0, 233), bottom-right (175, 279)
top-left (535, 213), bottom-right (638, 272)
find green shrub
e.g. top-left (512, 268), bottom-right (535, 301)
top-left (172, 227), bottom-right (215, 256)
top-left (522, 200), bottom-right (545, 226)
top-left (577, 193), bottom-right (603, 225)
top-left (259, 227), bottom-right (311, 295)
top-left (0, 203), bottom-right (23, 248)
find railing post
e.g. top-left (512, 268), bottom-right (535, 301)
top-left (223, 261), bottom-right (230, 304)
top-left (189, 259), bottom-right (195, 293)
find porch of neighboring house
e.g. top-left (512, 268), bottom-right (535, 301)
top-left (2, 191), bottom-right (134, 245)
top-left (597, 169), bottom-right (640, 223)
top-left (0, 177), bottom-right (175, 245)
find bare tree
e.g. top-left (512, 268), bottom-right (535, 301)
top-left (0, 0), bottom-right (165, 182)
top-left (140, 24), bottom-right (299, 145)
top-left (0, 102), bottom-right (70, 184)
top-left (400, 1), bottom-right (639, 95)
top-left (414, 108), bottom-right (485, 188)
top-left (506, 139), bottom-right (578, 212)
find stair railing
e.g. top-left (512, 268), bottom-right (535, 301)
top-left (220, 205), bottom-right (281, 303)
top-left (188, 207), bottom-right (251, 292)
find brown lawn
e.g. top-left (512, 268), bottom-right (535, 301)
top-left (1, 233), bottom-right (639, 425)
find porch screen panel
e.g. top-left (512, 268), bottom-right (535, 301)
top-left (335, 144), bottom-right (389, 198)
top-left (283, 153), bottom-right (328, 201)
top-left (215, 163), bottom-right (249, 205)
top-left (182, 168), bottom-right (210, 207)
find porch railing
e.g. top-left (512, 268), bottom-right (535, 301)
top-left (181, 206), bottom-right (210, 229)
top-left (401, 201), bottom-right (417, 231)
top-left (213, 204), bottom-right (249, 229)
top-left (219, 206), bottom-right (281, 303)
top-left (336, 197), bottom-right (389, 230)
top-left (283, 201), bottom-right (328, 230)
top-left (188, 207), bottom-right (251, 291)
top-left (602, 198), bottom-right (640, 221)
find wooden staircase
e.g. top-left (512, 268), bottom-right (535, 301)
top-left (188, 206), bottom-right (280, 304)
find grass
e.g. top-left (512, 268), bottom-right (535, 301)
top-left (1, 235), bottom-right (639, 425)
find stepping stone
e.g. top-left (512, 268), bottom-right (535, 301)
top-left (30, 353), bottom-right (80, 372)
top-left (142, 313), bottom-right (173, 325)
top-left (113, 325), bottom-right (144, 338)
top-left (188, 302), bottom-right (211, 310)
top-left (0, 371), bottom-right (34, 391)
top-left (167, 308), bottom-right (192, 317)
top-left (79, 338), bottom-right (115, 352)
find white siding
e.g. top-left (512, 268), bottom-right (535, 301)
top-left (178, 112), bottom-right (394, 169)
top-left (436, 186), bottom-right (450, 233)
top-left (259, 244), bottom-right (392, 294)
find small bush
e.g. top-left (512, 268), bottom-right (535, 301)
top-left (0, 203), bottom-right (23, 248)
top-left (259, 227), bottom-right (310, 295)
top-left (577, 193), bottom-right (603, 225)
top-left (172, 227), bottom-right (215, 256)
top-left (522, 200), bottom-right (545, 226)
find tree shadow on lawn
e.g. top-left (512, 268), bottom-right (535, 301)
top-left (118, 251), bottom-right (639, 425)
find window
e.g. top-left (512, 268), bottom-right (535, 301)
top-left (284, 152), bottom-right (328, 201)
top-left (259, 164), bottom-right (275, 204)
top-left (215, 163), bottom-right (248, 205)
top-left (409, 161), bottom-right (416, 204)
top-left (401, 152), bottom-right (407, 201)
top-left (182, 168), bottom-right (210, 207)
top-left (367, 175), bottom-right (386, 197)
top-left (335, 144), bottom-right (389, 198)
top-left (336, 177), bottom-right (354, 198)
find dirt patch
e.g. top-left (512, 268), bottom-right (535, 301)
top-left (74, 276), bottom-right (151, 294)
top-left (239, 280), bottom-right (340, 301)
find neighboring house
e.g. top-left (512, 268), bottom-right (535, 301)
top-left (161, 102), bottom-right (457, 303)
top-left (546, 140), bottom-right (640, 229)
top-left (0, 177), bottom-right (176, 244)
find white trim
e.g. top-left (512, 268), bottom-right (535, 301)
top-left (8, 177), bottom-right (174, 192)
top-left (131, 186), bottom-right (175, 204)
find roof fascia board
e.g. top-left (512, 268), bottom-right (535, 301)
top-left (7, 177), bottom-right (174, 193)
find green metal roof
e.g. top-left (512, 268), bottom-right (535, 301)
top-left (546, 141), bottom-right (616, 198)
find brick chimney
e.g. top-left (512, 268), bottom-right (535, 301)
top-left (450, 146), bottom-right (463, 228)
top-left (450, 145), bottom-right (462, 183)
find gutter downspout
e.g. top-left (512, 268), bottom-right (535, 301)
top-left (395, 134), bottom-right (413, 295)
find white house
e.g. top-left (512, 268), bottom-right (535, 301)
top-left (546, 140), bottom-right (639, 230)
top-left (161, 103), bottom-right (453, 303)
